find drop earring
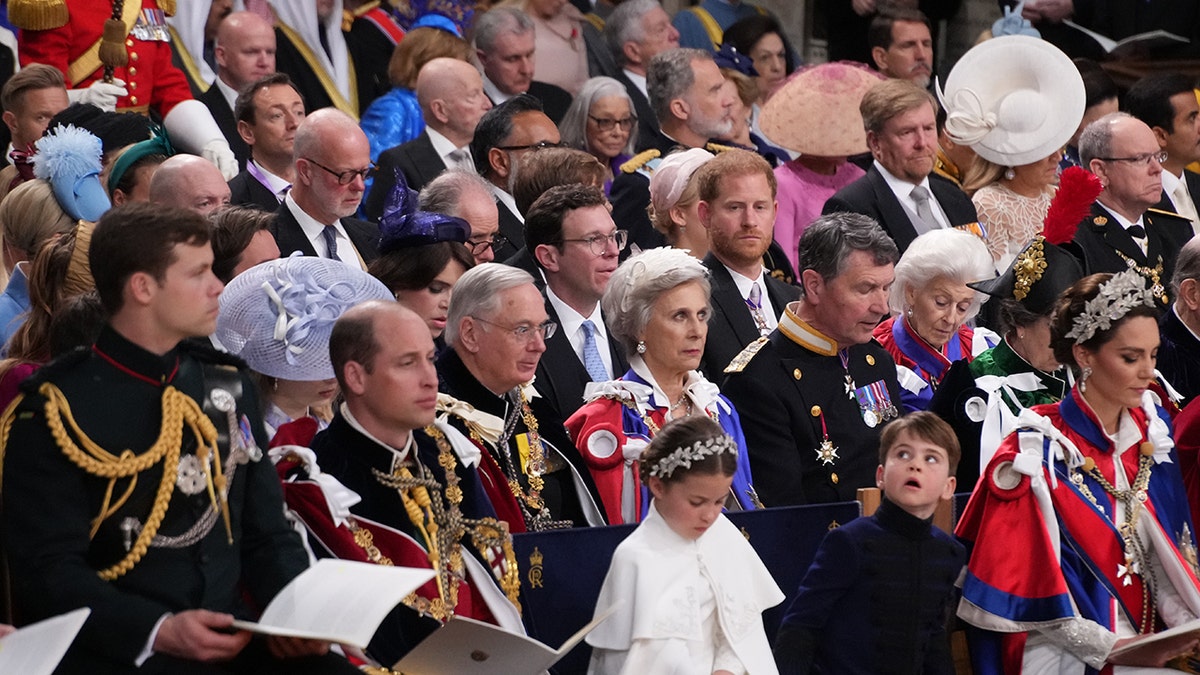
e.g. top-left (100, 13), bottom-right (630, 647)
top-left (1079, 366), bottom-right (1092, 393)
top-left (1004, 167), bottom-right (1016, 181)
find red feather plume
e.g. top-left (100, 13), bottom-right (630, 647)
top-left (1042, 166), bottom-right (1102, 246)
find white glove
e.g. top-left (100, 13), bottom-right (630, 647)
top-left (202, 140), bottom-right (238, 181)
top-left (67, 78), bottom-right (127, 112)
top-left (162, 99), bottom-right (238, 179)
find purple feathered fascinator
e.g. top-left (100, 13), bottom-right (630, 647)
top-left (378, 168), bottom-right (471, 253)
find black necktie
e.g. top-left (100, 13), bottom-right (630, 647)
top-left (1128, 225), bottom-right (1147, 239)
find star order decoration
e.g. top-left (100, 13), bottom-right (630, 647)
top-left (816, 439), bottom-right (840, 466)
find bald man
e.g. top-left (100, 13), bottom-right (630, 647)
top-left (199, 11), bottom-right (278, 168)
top-left (274, 108), bottom-right (379, 267)
top-left (366, 58), bottom-right (493, 218)
top-left (148, 154), bottom-right (232, 216)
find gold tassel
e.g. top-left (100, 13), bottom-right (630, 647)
top-left (157, 0), bottom-right (175, 16)
top-left (98, 18), bottom-right (129, 70)
top-left (8, 0), bottom-right (69, 31)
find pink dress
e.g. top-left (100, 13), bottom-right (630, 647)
top-left (774, 159), bottom-right (865, 270)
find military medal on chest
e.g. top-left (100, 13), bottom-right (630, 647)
top-left (810, 406), bottom-right (839, 466)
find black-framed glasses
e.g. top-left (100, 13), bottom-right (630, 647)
top-left (1097, 151), bottom-right (1168, 167)
top-left (588, 115), bottom-right (637, 131)
top-left (304, 158), bottom-right (375, 185)
top-left (466, 234), bottom-right (510, 254)
top-left (560, 230), bottom-right (628, 256)
top-left (495, 140), bottom-right (566, 152)
top-left (471, 316), bottom-right (557, 341)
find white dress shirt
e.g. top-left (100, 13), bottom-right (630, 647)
top-left (215, 77), bottom-right (239, 111)
top-left (547, 286), bottom-right (615, 379)
top-left (875, 160), bottom-right (950, 230)
top-left (725, 265), bottom-right (779, 330)
top-left (426, 126), bottom-right (474, 172)
top-left (283, 192), bottom-right (364, 269)
top-left (1097, 200), bottom-right (1149, 256)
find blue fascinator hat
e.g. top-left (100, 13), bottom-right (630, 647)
top-left (378, 168), bottom-right (471, 253)
top-left (713, 43), bottom-right (758, 77)
top-left (32, 125), bottom-right (111, 222)
top-left (217, 254), bottom-right (394, 381)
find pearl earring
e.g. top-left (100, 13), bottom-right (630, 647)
top-left (637, 341), bottom-right (646, 354)
top-left (1080, 366), bottom-right (1092, 393)
top-left (1004, 167), bottom-right (1016, 181)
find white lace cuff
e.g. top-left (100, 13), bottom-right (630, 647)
top-left (1036, 617), bottom-right (1117, 670)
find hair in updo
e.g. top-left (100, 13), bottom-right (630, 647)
top-left (1049, 273), bottom-right (1161, 370)
top-left (638, 416), bottom-right (737, 484)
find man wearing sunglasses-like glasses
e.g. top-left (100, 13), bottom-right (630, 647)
top-left (276, 109), bottom-right (381, 269)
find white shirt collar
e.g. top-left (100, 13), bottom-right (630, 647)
top-left (874, 160), bottom-right (948, 229)
top-left (1096, 200), bottom-right (1145, 233)
top-left (622, 68), bottom-right (648, 98)
top-left (249, 159), bottom-right (291, 199)
top-left (283, 192), bottom-right (355, 262)
top-left (723, 264), bottom-right (777, 330)
top-left (215, 76), bottom-right (239, 111)
top-left (489, 183), bottom-right (523, 223)
top-left (482, 75), bottom-right (514, 105)
top-left (425, 126), bottom-right (466, 164)
top-left (546, 285), bottom-right (601, 339)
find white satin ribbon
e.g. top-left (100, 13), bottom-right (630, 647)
top-left (975, 372), bottom-right (1046, 472)
top-left (436, 393), bottom-right (504, 447)
top-left (269, 444), bottom-right (362, 527)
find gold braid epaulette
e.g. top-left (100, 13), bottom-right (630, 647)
top-left (33, 381), bottom-right (222, 580)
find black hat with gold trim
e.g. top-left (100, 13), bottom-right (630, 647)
top-left (969, 166), bottom-right (1098, 315)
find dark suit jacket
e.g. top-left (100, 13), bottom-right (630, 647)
top-left (1069, 202), bottom-right (1193, 306)
top-left (502, 247), bottom-right (544, 290)
top-left (228, 170), bottom-right (280, 212)
top-left (272, 201), bottom-right (380, 265)
top-left (534, 297), bottom-right (629, 420)
top-left (525, 81), bottom-right (573, 125)
top-left (365, 131), bottom-right (447, 222)
top-left (274, 27), bottom-right (336, 114)
top-left (198, 82), bottom-right (249, 169)
top-left (608, 131), bottom-right (679, 252)
top-left (1158, 308), bottom-right (1200, 407)
top-left (822, 166), bottom-right (978, 254)
top-left (495, 196), bottom-right (525, 260)
top-left (700, 254), bottom-right (801, 378)
top-left (614, 70), bottom-right (660, 154)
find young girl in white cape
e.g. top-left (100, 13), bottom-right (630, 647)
top-left (586, 416), bottom-right (784, 674)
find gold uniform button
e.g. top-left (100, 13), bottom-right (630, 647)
top-left (866, 354), bottom-right (875, 366)
top-left (129, 81), bottom-right (137, 90)
top-left (126, 39), bottom-right (134, 47)
top-left (131, 52), bottom-right (139, 61)
top-left (130, 95), bottom-right (138, 105)
top-left (129, 67), bottom-right (137, 76)
top-left (810, 405), bottom-right (821, 417)
top-left (792, 368), bottom-right (802, 380)
top-left (831, 473), bottom-right (839, 484)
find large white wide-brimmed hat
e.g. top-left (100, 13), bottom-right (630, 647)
top-left (937, 35), bottom-right (1084, 167)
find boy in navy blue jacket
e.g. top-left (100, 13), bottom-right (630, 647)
top-left (775, 411), bottom-right (966, 674)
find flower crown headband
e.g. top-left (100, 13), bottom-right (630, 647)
top-left (1064, 269), bottom-right (1156, 344)
top-left (649, 434), bottom-right (738, 479)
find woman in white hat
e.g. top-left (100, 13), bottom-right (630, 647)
top-left (939, 35), bottom-right (1086, 270)
top-left (647, 148), bottom-right (714, 259)
top-left (964, 151), bottom-right (1063, 266)
top-left (216, 256), bottom-right (394, 440)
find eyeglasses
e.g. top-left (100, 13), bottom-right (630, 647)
top-left (1096, 151), bottom-right (1169, 167)
top-left (588, 115), bottom-right (637, 131)
top-left (466, 234), bottom-right (510, 254)
top-left (304, 158), bottom-right (375, 185)
top-left (560, 230), bottom-right (628, 256)
top-left (494, 140), bottom-right (566, 152)
top-left (472, 316), bottom-right (558, 341)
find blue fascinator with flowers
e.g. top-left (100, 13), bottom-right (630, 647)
top-left (32, 124), bottom-right (111, 222)
top-left (378, 168), bottom-right (471, 254)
